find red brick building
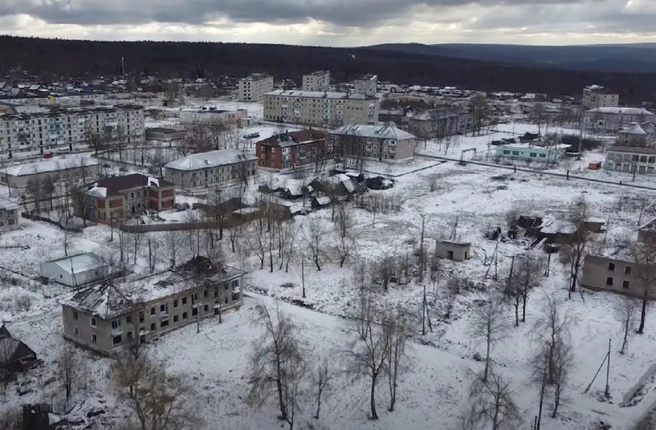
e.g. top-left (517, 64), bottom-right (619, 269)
top-left (255, 129), bottom-right (333, 171)
top-left (79, 174), bottom-right (175, 224)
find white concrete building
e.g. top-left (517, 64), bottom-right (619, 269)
top-left (40, 253), bottom-right (108, 287)
top-left (165, 149), bottom-right (258, 189)
top-left (179, 107), bottom-right (248, 126)
top-left (353, 74), bottom-right (378, 97)
top-left (0, 197), bottom-right (20, 232)
top-left (0, 155), bottom-right (101, 188)
top-left (263, 90), bottom-right (379, 127)
top-left (605, 146), bottom-right (656, 175)
top-left (238, 74), bottom-right (274, 102)
top-left (302, 71), bottom-right (330, 92)
top-left (584, 107), bottom-right (656, 134)
top-left (582, 85), bottom-right (619, 109)
top-left (0, 105), bottom-right (144, 158)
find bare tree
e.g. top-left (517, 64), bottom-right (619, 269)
top-left (468, 368), bottom-right (522, 430)
top-left (56, 347), bottom-right (79, 404)
top-left (165, 230), bottom-right (184, 268)
top-left (131, 231), bottom-right (145, 265)
top-left (333, 228), bottom-right (357, 268)
top-left (384, 312), bottom-right (410, 412)
top-left (312, 359), bottom-right (333, 419)
top-left (616, 295), bottom-right (638, 354)
top-left (247, 303), bottom-right (306, 425)
top-left (25, 175), bottom-right (44, 215)
top-left (244, 221), bottom-right (267, 270)
top-left (470, 298), bottom-right (506, 382)
top-left (305, 218), bottom-right (326, 271)
top-left (517, 255), bottom-right (541, 322)
top-left (112, 350), bottom-right (199, 430)
top-left (550, 337), bottom-right (573, 418)
top-left (532, 295), bottom-right (571, 384)
top-left (630, 242), bottom-right (656, 334)
top-left (345, 289), bottom-right (390, 420)
top-left (469, 95), bottom-right (492, 136)
top-left (373, 255), bottom-right (397, 292)
top-left (560, 201), bottom-right (589, 298)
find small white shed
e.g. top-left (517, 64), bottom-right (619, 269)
top-left (40, 253), bottom-right (108, 287)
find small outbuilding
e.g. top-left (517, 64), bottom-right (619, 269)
top-left (0, 325), bottom-right (39, 373)
top-left (40, 252), bottom-right (108, 287)
top-left (435, 240), bottom-right (471, 262)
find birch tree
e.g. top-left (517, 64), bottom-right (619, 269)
top-left (468, 368), bottom-right (522, 430)
top-left (470, 299), bottom-right (506, 382)
top-left (615, 295), bottom-right (638, 354)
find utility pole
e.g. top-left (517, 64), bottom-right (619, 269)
top-left (302, 257), bottom-right (306, 299)
top-left (605, 338), bottom-right (611, 398)
top-left (419, 214), bottom-right (426, 282)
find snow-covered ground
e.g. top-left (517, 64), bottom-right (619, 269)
top-left (2, 121), bottom-right (656, 429)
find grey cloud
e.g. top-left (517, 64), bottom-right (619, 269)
top-left (0, 0), bottom-right (598, 28)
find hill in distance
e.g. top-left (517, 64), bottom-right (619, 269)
top-left (364, 43), bottom-right (656, 73)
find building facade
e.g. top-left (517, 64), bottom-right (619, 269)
top-left (80, 174), bottom-right (176, 224)
top-left (331, 124), bottom-right (417, 161)
top-left (179, 108), bottom-right (248, 126)
top-left (0, 197), bottom-right (19, 232)
top-left (617, 122), bottom-right (656, 147)
top-left (255, 129), bottom-right (333, 171)
top-left (238, 74), bottom-right (274, 102)
top-left (0, 155), bottom-right (101, 188)
top-left (165, 149), bottom-right (257, 189)
top-left (581, 255), bottom-right (656, 299)
top-left (302, 71), bottom-right (330, 92)
top-left (0, 105), bottom-right (144, 158)
top-left (584, 107), bottom-right (655, 134)
top-left (40, 253), bottom-right (108, 287)
top-left (582, 85), bottom-right (619, 109)
top-left (408, 108), bottom-right (474, 138)
top-left (605, 146), bottom-right (656, 175)
top-left (496, 143), bottom-right (570, 163)
top-left (263, 90), bottom-right (379, 127)
top-left (62, 261), bottom-right (245, 355)
top-left (353, 74), bottom-right (378, 97)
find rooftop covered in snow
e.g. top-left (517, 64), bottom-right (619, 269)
top-left (165, 149), bottom-right (257, 171)
top-left (330, 124), bottom-right (416, 140)
top-left (4, 156), bottom-right (99, 177)
top-left (586, 107), bottom-right (653, 116)
top-left (44, 252), bottom-right (106, 275)
top-left (265, 89), bottom-right (376, 101)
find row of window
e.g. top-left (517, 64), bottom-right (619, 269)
top-left (502, 150), bottom-right (548, 158)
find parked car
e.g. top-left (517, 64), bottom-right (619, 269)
top-left (119, 166), bottom-right (128, 172)
top-left (43, 152), bottom-right (54, 159)
top-left (243, 132), bottom-right (260, 139)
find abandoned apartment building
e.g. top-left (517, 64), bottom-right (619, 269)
top-left (581, 255), bottom-right (656, 299)
top-left (61, 257), bottom-right (245, 354)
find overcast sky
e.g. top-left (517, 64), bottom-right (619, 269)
top-left (0, 0), bottom-right (655, 46)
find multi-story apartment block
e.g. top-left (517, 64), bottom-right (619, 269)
top-left (165, 149), bottom-right (258, 189)
top-left (255, 129), bottom-right (333, 171)
top-left (605, 146), bottom-right (656, 175)
top-left (302, 70), bottom-right (331, 92)
top-left (584, 107), bottom-right (655, 134)
top-left (0, 105), bottom-right (144, 158)
top-left (353, 74), bottom-right (378, 97)
top-left (582, 85), bottom-right (619, 109)
top-left (1, 155), bottom-right (101, 188)
top-left (80, 173), bottom-right (176, 224)
top-left (61, 258), bottom-right (245, 355)
top-left (331, 124), bottom-right (417, 161)
top-left (0, 197), bottom-right (20, 232)
top-left (408, 108), bottom-right (474, 138)
top-left (263, 90), bottom-right (379, 127)
top-left (238, 73), bottom-right (274, 102)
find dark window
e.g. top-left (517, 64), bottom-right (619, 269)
top-left (608, 263), bottom-right (615, 271)
top-left (625, 266), bottom-right (632, 275)
top-left (150, 323), bottom-right (156, 331)
top-left (112, 335), bottom-right (122, 345)
top-left (204, 304), bottom-right (209, 312)
top-left (161, 320), bottom-right (169, 328)
top-left (623, 280), bottom-right (630, 289)
top-left (182, 312), bottom-right (188, 320)
top-left (606, 277), bottom-right (613, 286)
top-left (127, 331), bottom-right (134, 340)
top-left (182, 297), bottom-right (187, 305)
top-left (73, 310), bottom-right (79, 320)
top-left (150, 307), bottom-right (155, 315)
top-left (204, 290), bottom-right (208, 297)
top-left (174, 299), bottom-right (178, 308)
top-left (160, 304), bottom-right (166, 312)
top-left (126, 315), bottom-right (132, 324)
top-left (91, 334), bottom-right (97, 343)
top-left (174, 315), bottom-right (179, 323)
top-left (90, 317), bottom-right (96, 327)
top-left (139, 311), bottom-right (144, 323)
top-left (192, 308), bottom-right (198, 316)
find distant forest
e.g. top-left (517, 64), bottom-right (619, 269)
top-left (2, 36), bottom-right (656, 103)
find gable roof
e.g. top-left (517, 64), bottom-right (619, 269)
top-left (83, 174), bottom-right (173, 198)
top-left (5, 156), bottom-right (99, 177)
top-left (0, 337), bottom-right (36, 364)
top-left (620, 124), bottom-right (647, 136)
top-left (165, 149), bottom-right (257, 171)
top-left (66, 281), bottom-right (134, 319)
top-left (43, 252), bottom-right (106, 275)
top-left (330, 124), bottom-right (416, 140)
top-left (0, 324), bottom-right (11, 339)
top-left (587, 107), bottom-right (654, 116)
top-left (256, 129), bottom-right (330, 148)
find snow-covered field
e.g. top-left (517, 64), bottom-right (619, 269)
top-left (2, 121), bottom-right (656, 429)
